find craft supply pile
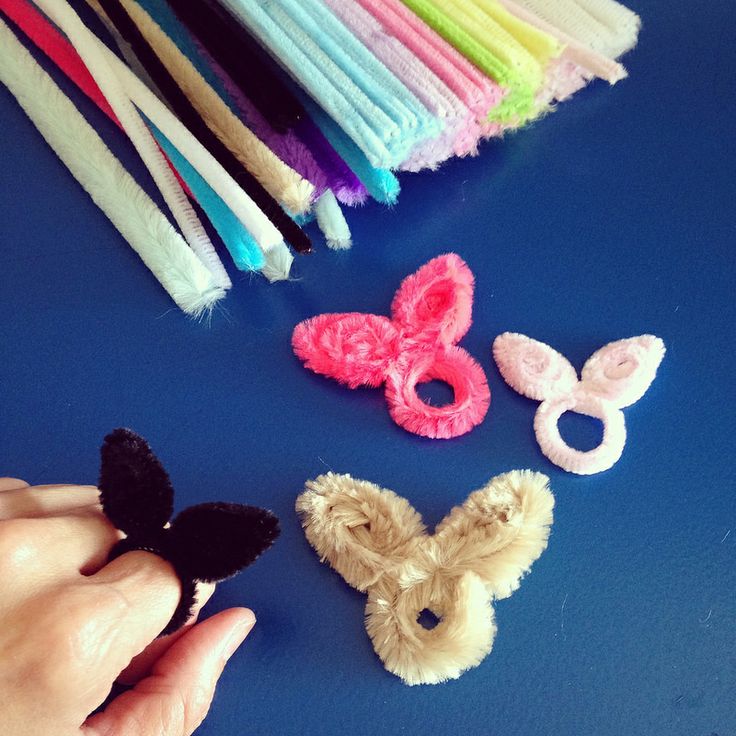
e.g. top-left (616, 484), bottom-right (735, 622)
top-left (1, 0), bottom-right (640, 314)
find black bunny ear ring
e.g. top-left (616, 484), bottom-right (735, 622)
top-left (99, 429), bottom-right (280, 635)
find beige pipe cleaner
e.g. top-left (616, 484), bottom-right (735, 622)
top-left (116, 0), bottom-right (316, 216)
top-left (297, 470), bottom-right (554, 685)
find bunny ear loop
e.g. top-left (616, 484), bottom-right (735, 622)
top-left (493, 333), bottom-right (666, 475)
top-left (297, 471), bottom-right (554, 686)
top-left (292, 254), bottom-right (490, 440)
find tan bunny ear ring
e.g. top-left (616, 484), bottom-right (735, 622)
top-left (296, 471), bottom-right (554, 685)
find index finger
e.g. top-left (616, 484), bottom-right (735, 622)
top-left (0, 484), bottom-right (101, 519)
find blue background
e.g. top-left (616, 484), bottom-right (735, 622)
top-left (1, 1), bottom-right (734, 734)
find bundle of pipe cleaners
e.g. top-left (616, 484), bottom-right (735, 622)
top-left (0, 0), bottom-right (640, 316)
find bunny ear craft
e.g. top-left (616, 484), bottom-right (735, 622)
top-left (493, 333), bottom-right (665, 475)
top-left (292, 254), bottom-right (490, 439)
top-left (297, 471), bottom-right (554, 686)
top-left (581, 335), bottom-right (666, 408)
top-left (98, 429), bottom-right (279, 635)
top-left (99, 428), bottom-right (174, 536)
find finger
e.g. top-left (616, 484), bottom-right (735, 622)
top-left (0, 477), bottom-right (29, 492)
top-left (117, 582), bottom-right (216, 685)
top-left (83, 608), bottom-right (256, 736)
top-left (0, 484), bottom-right (100, 519)
top-left (0, 513), bottom-right (121, 594)
top-left (78, 551), bottom-right (182, 686)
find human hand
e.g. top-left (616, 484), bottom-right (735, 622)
top-left (0, 478), bottom-right (255, 736)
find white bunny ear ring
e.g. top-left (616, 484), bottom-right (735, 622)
top-left (493, 333), bottom-right (665, 475)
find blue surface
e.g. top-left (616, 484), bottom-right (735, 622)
top-left (1, 1), bottom-right (735, 734)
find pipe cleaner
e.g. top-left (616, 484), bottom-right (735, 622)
top-left (99, 429), bottom-right (279, 635)
top-left (273, 0), bottom-right (443, 165)
top-left (1, 0), bottom-right (263, 275)
top-left (192, 37), bottom-right (368, 208)
top-left (324, 0), bottom-right (477, 167)
top-left (220, 0), bottom-right (409, 169)
top-left (400, 0), bottom-right (539, 124)
top-left (516, 0), bottom-right (640, 59)
top-left (148, 122), bottom-right (265, 272)
top-left (493, 333), bottom-right (665, 475)
top-left (357, 0), bottom-right (505, 132)
top-left (0, 16), bottom-right (224, 317)
top-left (297, 470), bottom-right (554, 685)
top-left (293, 85), bottom-right (401, 206)
top-left (292, 254), bottom-right (490, 439)
top-left (117, 0), bottom-right (315, 218)
top-left (92, 0), bottom-right (312, 256)
top-left (33, 0), bottom-right (232, 291)
top-left (60, 9), bottom-right (293, 280)
top-left (499, 0), bottom-right (627, 85)
top-left (167, 0), bottom-right (305, 135)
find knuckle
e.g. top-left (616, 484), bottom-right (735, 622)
top-left (0, 519), bottom-right (42, 569)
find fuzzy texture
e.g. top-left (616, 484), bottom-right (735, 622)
top-left (148, 121), bottom-right (265, 272)
top-left (324, 0), bottom-right (478, 168)
top-left (119, 0), bottom-right (316, 216)
top-left (516, 0), bottom-right (640, 59)
top-left (200, 41), bottom-right (367, 206)
top-left (93, 0), bottom-right (312, 255)
top-left (296, 470), bottom-right (554, 685)
top-left (357, 0), bottom-right (505, 132)
top-left (493, 333), bottom-right (665, 474)
top-left (292, 254), bottom-right (490, 439)
top-left (400, 0), bottom-right (542, 124)
top-left (99, 429), bottom-right (279, 635)
top-left (293, 84), bottom-right (401, 205)
top-left (499, 0), bottom-right (627, 84)
top-left (78, 22), bottom-right (288, 272)
top-left (221, 0), bottom-right (438, 169)
top-left (33, 0), bottom-right (232, 291)
top-left (0, 15), bottom-right (224, 317)
top-left (314, 190), bottom-right (352, 250)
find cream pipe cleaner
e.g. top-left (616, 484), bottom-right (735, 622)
top-left (0, 17), bottom-right (224, 317)
top-left (498, 0), bottom-right (626, 83)
top-left (34, 0), bottom-right (232, 291)
top-left (50, 9), bottom-right (293, 278)
top-left (119, 0), bottom-right (315, 216)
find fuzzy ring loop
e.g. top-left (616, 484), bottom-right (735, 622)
top-left (297, 471), bottom-right (554, 685)
top-left (385, 346), bottom-right (490, 439)
top-left (292, 254), bottom-right (490, 439)
top-left (534, 393), bottom-right (626, 476)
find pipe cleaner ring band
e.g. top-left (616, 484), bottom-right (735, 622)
top-left (297, 470), bottom-right (554, 685)
top-left (292, 254), bottom-right (490, 439)
top-left (493, 333), bottom-right (665, 475)
top-left (98, 429), bottom-right (279, 636)
top-left (386, 345), bottom-right (490, 437)
top-left (534, 392), bottom-right (626, 475)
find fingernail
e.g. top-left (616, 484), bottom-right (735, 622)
top-left (222, 611), bottom-right (256, 660)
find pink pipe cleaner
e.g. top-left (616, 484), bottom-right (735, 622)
top-left (293, 254), bottom-right (490, 439)
top-left (355, 0), bottom-right (505, 135)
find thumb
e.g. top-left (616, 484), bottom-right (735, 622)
top-left (82, 608), bottom-right (255, 736)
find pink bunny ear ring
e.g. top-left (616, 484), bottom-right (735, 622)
top-left (493, 333), bottom-right (666, 475)
top-left (292, 255), bottom-right (490, 439)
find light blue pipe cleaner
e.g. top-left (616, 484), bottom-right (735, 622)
top-left (147, 120), bottom-right (264, 272)
top-left (220, 0), bottom-right (436, 170)
top-left (292, 85), bottom-right (400, 205)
